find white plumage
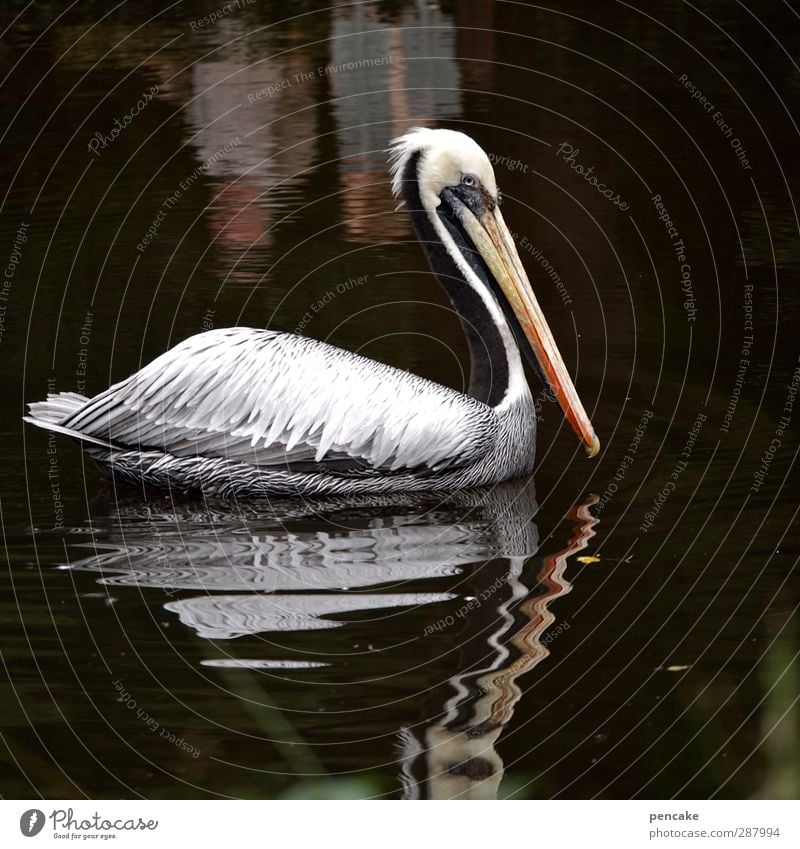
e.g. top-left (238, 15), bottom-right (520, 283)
top-left (390, 127), bottom-right (498, 206)
top-left (38, 328), bottom-right (497, 474)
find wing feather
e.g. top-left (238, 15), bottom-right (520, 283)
top-left (63, 328), bottom-right (497, 473)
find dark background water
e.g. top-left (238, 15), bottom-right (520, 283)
top-left (0, 0), bottom-right (797, 799)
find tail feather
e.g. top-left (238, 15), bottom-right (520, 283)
top-left (27, 391), bottom-right (89, 424)
top-left (25, 392), bottom-right (116, 450)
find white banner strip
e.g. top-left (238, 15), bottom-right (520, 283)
top-left (1, 800), bottom-right (797, 848)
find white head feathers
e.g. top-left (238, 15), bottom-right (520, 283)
top-left (389, 127), bottom-right (499, 210)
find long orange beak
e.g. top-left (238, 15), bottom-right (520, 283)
top-left (459, 203), bottom-right (600, 457)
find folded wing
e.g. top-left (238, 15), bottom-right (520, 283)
top-left (57, 328), bottom-right (498, 474)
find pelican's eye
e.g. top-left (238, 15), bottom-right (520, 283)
top-left (461, 173), bottom-right (479, 189)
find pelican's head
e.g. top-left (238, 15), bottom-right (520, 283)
top-left (390, 127), bottom-right (599, 458)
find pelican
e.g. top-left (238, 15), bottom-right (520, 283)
top-left (26, 128), bottom-right (599, 497)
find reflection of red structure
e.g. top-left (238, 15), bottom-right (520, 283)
top-left (338, 166), bottom-right (409, 242)
top-left (482, 495), bottom-right (599, 728)
top-left (206, 181), bottom-right (268, 253)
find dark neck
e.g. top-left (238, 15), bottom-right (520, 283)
top-left (401, 153), bottom-right (511, 407)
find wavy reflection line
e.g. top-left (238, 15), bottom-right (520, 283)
top-left (485, 494), bottom-right (600, 728)
top-left (402, 494), bottom-right (599, 799)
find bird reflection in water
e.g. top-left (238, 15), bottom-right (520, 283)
top-left (65, 481), bottom-right (598, 799)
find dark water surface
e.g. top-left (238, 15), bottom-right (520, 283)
top-left (1, 1), bottom-right (798, 799)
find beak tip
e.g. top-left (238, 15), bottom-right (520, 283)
top-left (586, 434), bottom-right (600, 459)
